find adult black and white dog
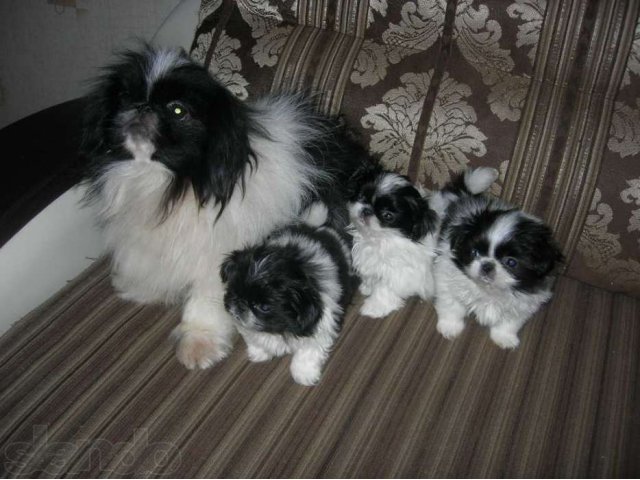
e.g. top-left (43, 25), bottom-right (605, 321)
top-left (82, 46), bottom-right (365, 369)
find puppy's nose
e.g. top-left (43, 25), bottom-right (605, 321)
top-left (361, 206), bottom-right (374, 217)
top-left (480, 261), bottom-right (495, 275)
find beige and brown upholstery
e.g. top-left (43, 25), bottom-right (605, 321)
top-left (2, 1), bottom-right (640, 476)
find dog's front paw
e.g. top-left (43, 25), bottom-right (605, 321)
top-left (358, 282), bottom-right (373, 296)
top-left (436, 318), bottom-right (465, 339)
top-left (290, 359), bottom-right (322, 386)
top-left (490, 328), bottom-right (520, 349)
top-left (247, 345), bottom-right (273, 363)
top-left (173, 328), bottom-right (231, 369)
top-left (360, 296), bottom-right (401, 318)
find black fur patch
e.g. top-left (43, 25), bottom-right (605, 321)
top-left (349, 168), bottom-right (437, 242)
top-left (443, 196), bottom-right (563, 293)
top-left (221, 225), bottom-right (355, 337)
top-left (82, 45), bottom-right (369, 226)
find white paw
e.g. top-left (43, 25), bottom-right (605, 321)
top-left (358, 282), bottom-right (373, 296)
top-left (290, 360), bottom-right (322, 386)
top-left (247, 345), bottom-right (273, 363)
top-left (173, 328), bottom-right (231, 370)
top-left (360, 297), bottom-right (401, 318)
top-left (490, 329), bottom-right (520, 349)
top-left (418, 286), bottom-right (434, 302)
top-left (436, 318), bottom-right (465, 339)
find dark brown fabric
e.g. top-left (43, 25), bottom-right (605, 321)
top-left (0, 98), bottom-right (86, 248)
top-left (1, 259), bottom-right (639, 477)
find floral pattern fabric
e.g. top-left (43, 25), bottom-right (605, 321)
top-left (190, 0), bottom-right (640, 297)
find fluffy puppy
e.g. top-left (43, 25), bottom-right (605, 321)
top-left (220, 204), bottom-right (356, 386)
top-left (347, 163), bottom-right (439, 318)
top-left (82, 45), bottom-right (365, 369)
top-left (434, 173), bottom-right (563, 349)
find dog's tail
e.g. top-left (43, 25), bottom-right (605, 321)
top-left (429, 167), bottom-right (499, 217)
top-left (446, 167), bottom-right (499, 196)
top-left (300, 201), bottom-right (329, 227)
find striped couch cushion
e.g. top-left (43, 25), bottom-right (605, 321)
top-left (0, 259), bottom-right (639, 476)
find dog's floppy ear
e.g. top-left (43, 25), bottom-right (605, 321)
top-left (220, 250), bottom-right (243, 283)
top-left (405, 195), bottom-right (438, 242)
top-left (286, 282), bottom-right (323, 336)
top-left (524, 222), bottom-right (565, 276)
top-left (407, 195), bottom-right (437, 241)
top-left (81, 78), bottom-right (115, 157)
top-left (196, 83), bottom-right (255, 215)
top-left (347, 159), bottom-right (383, 199)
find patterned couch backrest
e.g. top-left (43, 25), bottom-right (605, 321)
top-left (190, 0), bottom-right (640, 297)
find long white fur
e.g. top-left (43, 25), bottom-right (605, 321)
top-left (236, 220), bottom-right (348, 386)
top-left (349, 173), bottom-right (437, 318)
top-left (92, 95), bottom-right (331, 369)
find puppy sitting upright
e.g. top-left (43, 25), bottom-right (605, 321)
top-left (434, 172), bottom-right (563, 349)
top-left (221, 204), bottom-right (356, 386)
top-left (347, 163), bottom-right (439, 318)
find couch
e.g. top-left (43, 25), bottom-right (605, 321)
top-left (1, 0), bottom-right (639, 476)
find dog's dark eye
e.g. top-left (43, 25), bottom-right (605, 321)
top-left (502, 257), bottom-right (518, 269)
top-left (381, 211), bottom-right (395, 222)
top-left (471, 248), bottom-right (481, 258)
top-left (167, 101), bottom-right (188, 119)
top-left (253, 303), bottom-right (271, 314)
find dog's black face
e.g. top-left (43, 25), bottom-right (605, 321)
top-left (348, 165), bottom-right (436, 241)
top-left (82, 46), bottom-right (255, 213)
top-left (221, 245), bottom-right (323, 337)
top-left (447, 200), bottom-right (564, 293)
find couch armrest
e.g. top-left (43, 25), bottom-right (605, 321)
top-left (0, 98), bottom-right (86, 247)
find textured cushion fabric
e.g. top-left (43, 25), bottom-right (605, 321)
top-left (1, 259), bottom-right (639, 477)
top-left (190, 0), bottom-right (640, 296)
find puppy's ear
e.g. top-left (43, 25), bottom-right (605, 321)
top-left (408, 196), bottom-right (437, 241)
top-left (287, 284), bottom-right (323, 336)
top-left (220, 250), bottom-right (243, 283)
top-left (535, 227), bottom-right (564, 276)
top-left (347, 159), bottom-right (382, 199)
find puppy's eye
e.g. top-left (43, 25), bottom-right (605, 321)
top-left (471, 248), bottom-right (481, 258)
top-left (502, 257), bottom-right (518, 269)
top-left (167, 101), bottom-right (188, 118)
top-left (381, 211), bottom-right (395, 222)
top-left (253, 303), bottom-right (271, 314)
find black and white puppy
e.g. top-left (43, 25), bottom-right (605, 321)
top-left (82, 45), bottom-right (365, 369)
top-left (221, 204), bottom-right (356, 386)
top-left (434, 173), bottom-right (563, 349)
top-left (347, 163), bottom-right (439, 318)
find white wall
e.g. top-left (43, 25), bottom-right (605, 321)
top-left (0, 0), bottom-right (181, 129)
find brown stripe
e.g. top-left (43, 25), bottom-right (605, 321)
top-left (14, 308), bottom-right (176, 477)
top-left (271, 26), bottom-right (365, 116)
top-left (2, 259), bottom-right (640, 476)
top-left (0, 259), bottom-right (110, 369)
top-left (203, 0), bottom-right (236, 69)
top-left (502, 0), bottom-right (586, 208)
top-left (406, 0), bottom-right (457, 183)
top-left (589, 292), bottom-right (640, 476)
top-left (548, 0), bottom-right (640, 261)
top-left (502, 0), bottom-right (640, 264)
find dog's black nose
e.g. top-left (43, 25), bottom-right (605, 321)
top-left (480, 261), bottom-right (495, 275)
top-left (134, 103), bottom-right (151, 113)
top-left (361, 206), bottom-right (374, 217)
